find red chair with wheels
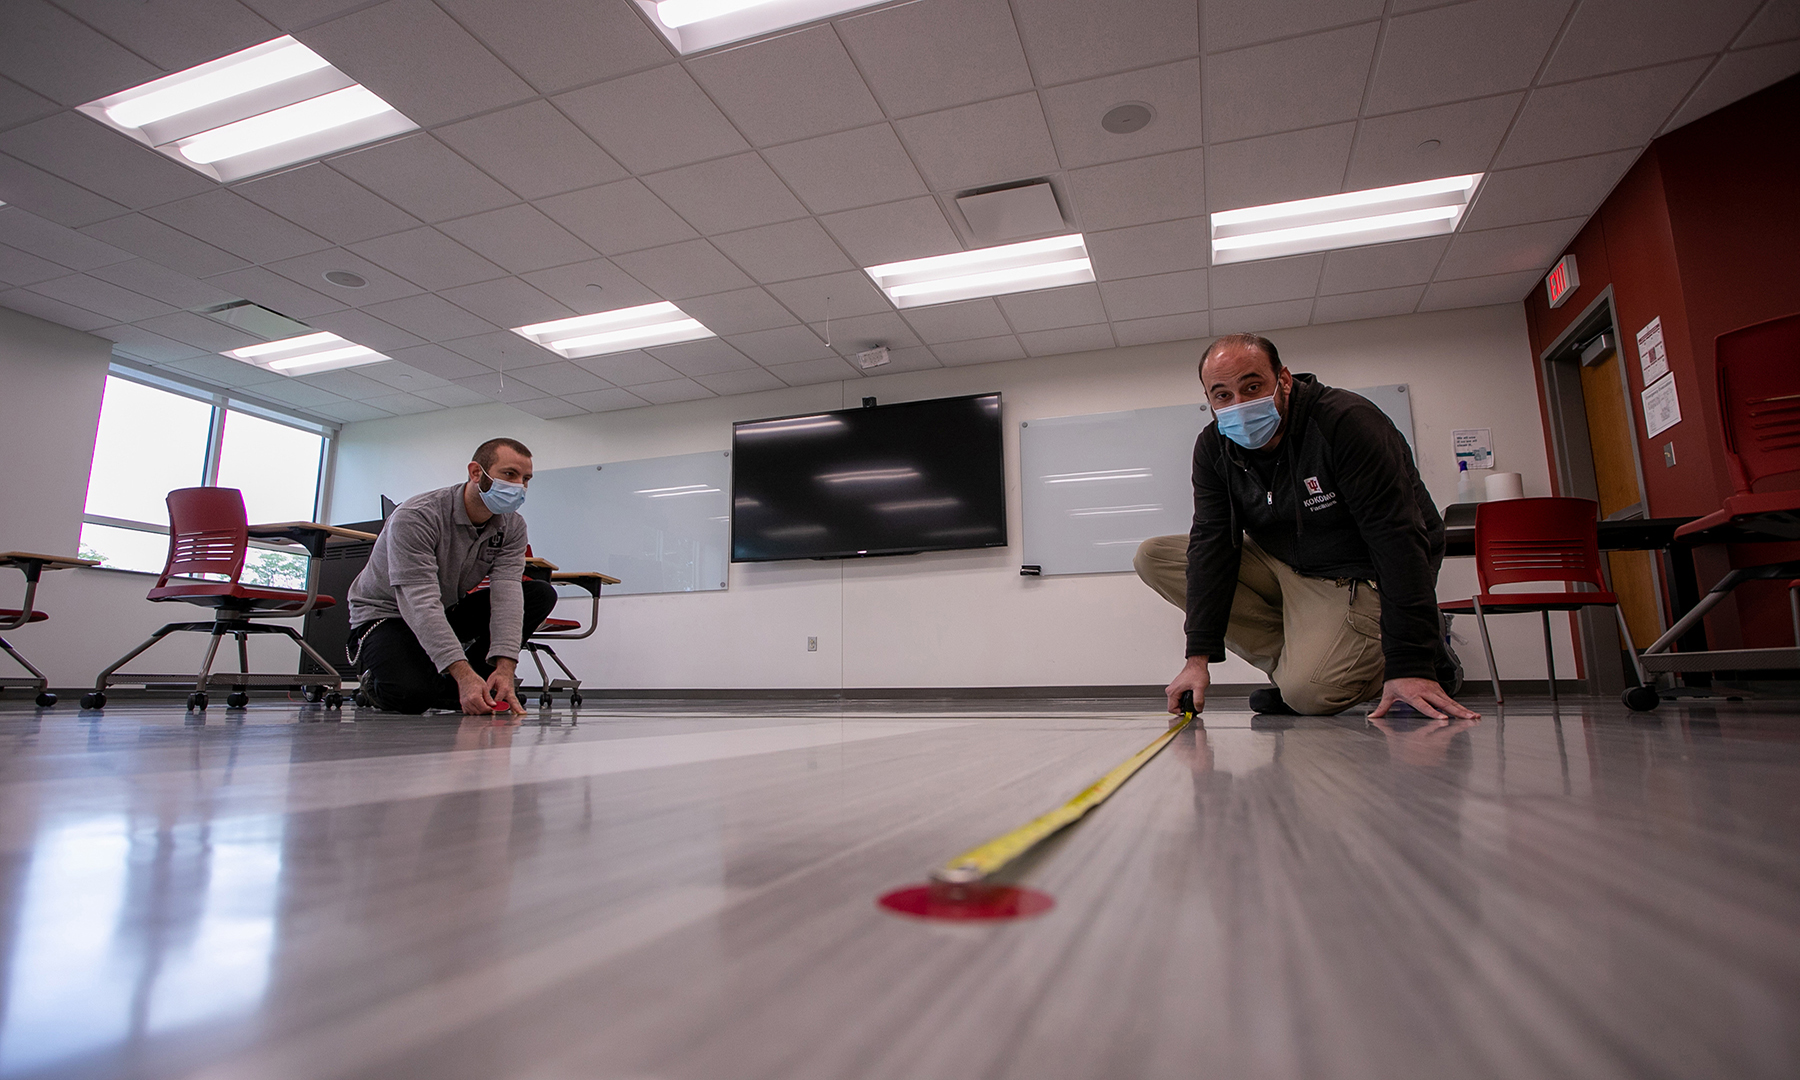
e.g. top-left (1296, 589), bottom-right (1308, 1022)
top-left (82, 487), bottom-right (346, 712)
top-left (1638, 313), bottom-right (1800, 688)
top-left (1440, 497), bottom-right (1653, 708)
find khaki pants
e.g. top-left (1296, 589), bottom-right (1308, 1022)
top-left (1134, 534), bottom-right (1386, 715)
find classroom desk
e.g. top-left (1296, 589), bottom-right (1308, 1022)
top-left (245, 522), bottom-right (379, 619)
top-left (1, 552), bottom-right (98, 704)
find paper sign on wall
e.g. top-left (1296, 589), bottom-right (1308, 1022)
top-left (1642, 373), bottom-right (1682, 437)
top-left (1636, 317), bottom-right (1670, 384)
top-left (1452, 428), bottom-right (1493, 469)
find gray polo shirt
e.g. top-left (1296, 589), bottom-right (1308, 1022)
top-left (348, 482), bottom-right (528, 672)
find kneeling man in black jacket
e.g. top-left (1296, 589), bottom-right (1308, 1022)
top-left (1136, 333), bottom-right (1476, 721)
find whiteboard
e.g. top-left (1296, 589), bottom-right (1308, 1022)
top-left (1018, 385), bottom-right (1415, 577)
top-left (523, 450), bottom-right (731, 595)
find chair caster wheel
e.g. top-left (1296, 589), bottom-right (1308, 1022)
top-left (35, 692), bottom-right (56, 707)
top-left (80, 692), bottom-right (105, 709)
top-left (538, 694), bottom-right (552, 708)
top-left (227, 692), bottom-right (250, 709)
top-left (1622, 686), bottom-right (1660, 711)
top-left (324, 693), bottom-right (344, 709)
top-left (353, 690), bottom-right (371, 708)
top-left (303, 685), bottom-right (326, 703)
top-left (569, 693), bottom-right (582, 706)
top-left (187, 692), bottom-right (208, 710)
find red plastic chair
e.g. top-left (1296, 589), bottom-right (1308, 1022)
top-left (1440, 497), bottom-right (1650, 706)
top-left (83, 488), bottom-right (345, 712)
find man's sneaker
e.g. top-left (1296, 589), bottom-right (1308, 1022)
top-left (1248, 686), bottom-right (1297, 715)
top-left (1437, 611), bottom-right (1465, 696)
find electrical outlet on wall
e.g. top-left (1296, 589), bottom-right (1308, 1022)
top-left (807, 636), bottom-right (818, 652)
top-left (1664, 442), bottom-right (1677, 467)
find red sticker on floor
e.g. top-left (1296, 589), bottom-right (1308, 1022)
top-left (877, 882), bottom-right (1055, 921)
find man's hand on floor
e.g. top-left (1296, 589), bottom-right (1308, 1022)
top-left (1369, 676), bottom-right (1480, 721)
top-left (486, 660), bottom-right (525, 715)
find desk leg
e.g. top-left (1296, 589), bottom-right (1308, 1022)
top-left (1662, 543), bottom-right (1711, 688)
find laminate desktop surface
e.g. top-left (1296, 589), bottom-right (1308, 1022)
top-left (0, 697), bottom-right (1796, 1079)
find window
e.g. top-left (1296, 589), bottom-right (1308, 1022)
top-left (79, 371), bottom-right (332, 586)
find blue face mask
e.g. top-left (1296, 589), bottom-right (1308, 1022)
top-left (478, 468), bottom-right (527, 515)
top-left (1214, 391), bottom-right (1284, 450)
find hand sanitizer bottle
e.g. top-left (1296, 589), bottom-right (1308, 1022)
top-left (1456, 460), bottom-right (1481, 503)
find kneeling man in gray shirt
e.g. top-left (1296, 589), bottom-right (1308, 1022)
top-left (347, 437), bottom-right (558, 714)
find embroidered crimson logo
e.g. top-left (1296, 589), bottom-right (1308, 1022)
top-left (1303, 476), bottom-right (1323, 495)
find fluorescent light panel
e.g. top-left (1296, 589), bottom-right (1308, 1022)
top-left (224, 331), bottom-right (388, 377)
top-left (1210, 174), bottom-right (1482, 265)
top-left (511, 302), bottom-right (715, 360)
top-left (865, 234), bottom-right (1095, 309)
top-left (634, 0), bottom-right (887, 54)
top-left (79, 36), bottom-right (417, 182)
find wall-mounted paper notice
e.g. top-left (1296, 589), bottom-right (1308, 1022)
top-left (1636, 316), bottom-right (1669, 384)
top-left (1642, 373), bottom-right (1681, 437)
top-left (1452, 428), bottom-right (1493, 469)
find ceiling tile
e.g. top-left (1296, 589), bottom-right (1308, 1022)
top-left (348, 227), bottom-right (506, 291)
top-left (78, 214), bottom-right (248, 278)
top-left (859, 344), bottom-right (941, 374)
top-left (298, 0), bottom-right (533, 126)
top-left (1019, 323), bottom-right (1114, 356)
top-left (933, 335), bottom-right (1026, 366)
top-left (997, 282), bottom-right (1107, 331)
top-left (838, 0), bottom-right (1033, 117)
top-left (360, 391), bottom-right (442, 415)
top-left (1208, 255), bottom-right (1323, 308)
top-left (0, 286), bottom-right (109, 330)
top-left (1317, 236), bottom-right (1450, 294)
top-left (0, 113), bottom-right (215, 209)
top-left (443, 330), bottom-right (562, 372)
top-left (236, 1), bottom-right (370, 28)
top-left (507, 361), bottom-right (611, 396)
top-left (437, 204), bottom-right (598, 274)
top-left (724, 324), bottom-right (835, 365)
top-left (1205, 124), bottom-right (1354, 212)
top-left (1344, 94), bottom-right (1523, 191)
top-left (92, 323), bottom-right (206, 363)
top-left (901, 298), bottom-right (1011, 344)
top-left (1099, 269), bottom-right (1208, 321)
top-left (768, 356), bottom-right (861, 385)
top-left (29, 273), bottom-right (174, 322)
top-left (680, 287), bottom-right (799, 335)
top-left (563, 387), bottom-right (648, 413)
top-left (571, 350), bottom-right (685, 387)
top-left (711, 218), bottom-right (854, 284)
top-left (1436, 218), bottom-right (1585, 280)
top-left (1210, 298), bottom-right (1314, 335)
top-left (161, 352), bottom-right (281, 387)
top-left (364, 294), bottom-right (498, 342)
top-left (53, 0), bottom-right (278, 71)
top-left (314, 399), bottom-right (398, 422)
top-left (519, 257), bottom-right (662, 312)
top-left (412, 383), bottom-right (491, 408)
top-left (694, 367), bottom-right (786, 396)
top-left (1065, 148), bottom-right (1204, 232)
top-left (436, 0), bottom-right (671, 95)
top-left (1417, 269), bottom-right (1545, 311)
top-left (0, 152), bottom-right (129, 227)
top-left (436, 101), bottom-right (626, 201)
top-left (264, 247), bottom-right (423, 306)
top-left (0, 242), bottom-right (70, 286)
top-left (1366, 0), bottom-right (1572, 114)
top-left (1041, 60), bottom-right (1202, 171)
top-left (206, 265), bottom-right (347, 319)
top-left (510, 396), bottom-right (587, 419)
top-left (553, 65), bottom-right (749, 174)
top-left (1544, 0), bottom-right (1761, 83)
top-left (295, 367), bottom-right (394, 399)
top-left (761, 124), bottom-right (929, 215)
top-left (1012, 0), bottom-right (1198, 86)
top-left (1661, 40), bottom-right (1800, 133)
top-left (764, 270), bottom-right (890, 325)
top-left (536, 179), bottom-right (698, 256)
top-left (1737, 0), bottom-right (1800, 47)
top-left (816, 311), bottom-right (920, 354)
top-left (613, 240), bottom-right (753, 301)
top-left (1083, 217), bottom-right (1209, 281)
top-left (136, 310), bottom-right (264, 352)
top-left (687, 25), bottom-right (884, 146)
top-left (439, 278), bottom-right (572, 329)
top-left (304, 309), bottom-right (426, 353)
top-left (356, 358), bottom-right (450, 390)
top-left (1204, 0), bottom-right (1386, 53)
top-left (1111, 310), bottom-right (1209, 347)
top-left (237, 377), bottom-right (345, 411)
top-left (146, 190), bottom-right (331, 264)
top-left (233, 163), bottom-right (422, 245)
top-left (1207, 24), bottom-right (1378, 143)
top-left (88, 259), bottom-right (237, 309)
top-left (648, 338), bottom-right (758, 377)
top-left (895, 93), bottom-right (1061, 192)
top-left (452, 371), bottom-right (550, 403)
top-left (327, 134), bottom-right (519, 223)
top-left (0, 76), bottom-right (58, 131)
top-left (0, 0), bottom-right (162, 105)
top-left (1495, 61), bottom-right (1708, 168)
top-left (1461, 150), bottom-right (1639, 232)
top-left (641, 154), bottom-right (808, 235)
top-left (819, 197), bottom-right (961, 265)
top-left (0, 207), bottom-right (135, 270)
top-left (630, 377), bottom-right (715, 405)
top-left (388, 342), bottom-right (495, 380)
top-left (1311, 285), bottom-right (1427, 324)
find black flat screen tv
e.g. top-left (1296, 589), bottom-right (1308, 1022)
top-left (731, 393), bottom-right (1007, 562)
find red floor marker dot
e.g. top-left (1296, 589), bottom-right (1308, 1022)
top-left (877, 881), bottom-right (1055, 921)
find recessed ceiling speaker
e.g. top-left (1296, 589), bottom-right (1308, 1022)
top-left (323, 270), bottom-right (368, 288)
top-left (1101, 102), bottom-right (1154, 134)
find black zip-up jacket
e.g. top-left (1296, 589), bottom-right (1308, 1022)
top-left (1185, 373), bottom-right (1445, 681)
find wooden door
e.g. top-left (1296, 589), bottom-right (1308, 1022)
top-left (1578, 352), bottom-right (1662, 647)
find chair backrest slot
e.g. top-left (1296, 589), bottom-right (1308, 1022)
top-left (1716, 313), bottom-right (1800, 493)
top-left (1473, 497), bottom-right (1608, 594)
top-left (156, 488), bottom-right (250, 589)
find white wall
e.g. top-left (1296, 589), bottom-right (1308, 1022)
top-left (332, 304), bottom-right (1572, 692)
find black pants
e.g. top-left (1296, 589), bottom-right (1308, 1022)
top-left (352, 579), bottom-right (559, 714)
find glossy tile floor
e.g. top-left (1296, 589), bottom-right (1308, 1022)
top-left (2, 693), bottom-right (1798, 1080)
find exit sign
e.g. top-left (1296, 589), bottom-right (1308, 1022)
top-left (1546, 254), bottom-right (1579, 308)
